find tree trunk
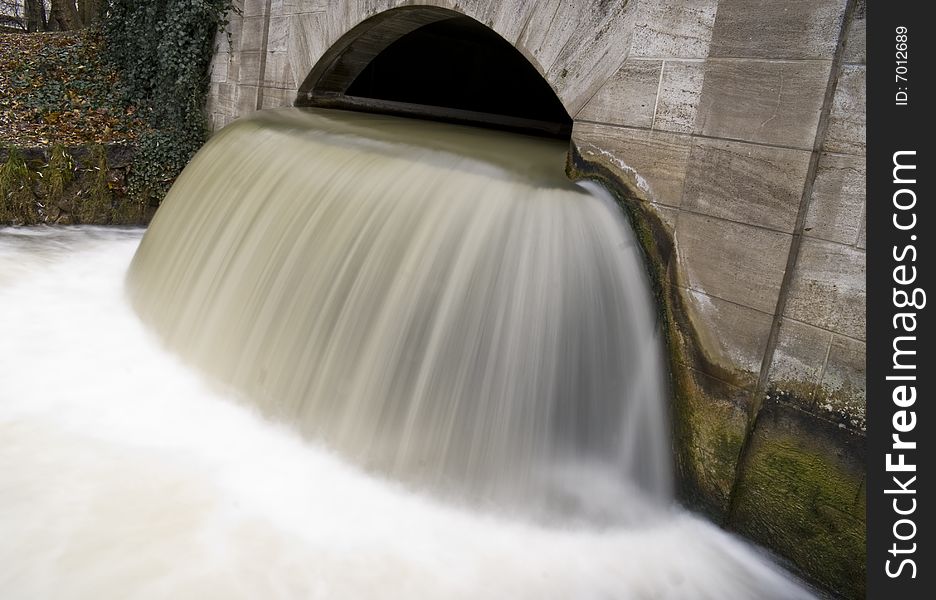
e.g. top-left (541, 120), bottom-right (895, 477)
top-left (51, 0), bottom-right (82, 31)
top-left (78, 0), bottom-right (102, 26)
top-left (25, 0), bottom-right (46, 32)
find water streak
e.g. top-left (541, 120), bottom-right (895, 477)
top-left (127, 109), bottom-right (670, 522)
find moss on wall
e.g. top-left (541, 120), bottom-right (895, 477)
top-left (0, 147), bottom-right (38, 225)
top-left (0, 143), bottom-right (148, 226)
top-left (729, 399), bottom-right (866, 599)
top-left (40, 144), bottom-right (75, 207)
top-left (77, 144), bottom-right (114, 223)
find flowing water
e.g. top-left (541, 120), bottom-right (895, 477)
top-left (127, 109), bottom-right (670, 522)
top-left (0, 109), bottom-right (815, 598)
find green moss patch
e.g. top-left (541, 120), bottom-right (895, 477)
top-left (0, 146), bottom-right (38, 224)
top-left (675, 366), bottom-right (750, 516)
top-left (1, 143), bottom-right (144, 225)
top-left (729, 400), bottom-right (866, 598)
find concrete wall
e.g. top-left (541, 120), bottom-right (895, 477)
top-left (206, 1), bottom-right (866, 595)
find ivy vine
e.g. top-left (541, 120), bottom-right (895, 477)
top-left (103, 0), bottom-right (235, 202)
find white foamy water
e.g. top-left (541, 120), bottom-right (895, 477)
top-left (0, 227), bottom-right (815, 599)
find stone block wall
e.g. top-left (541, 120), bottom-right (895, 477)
top-left (573, 0), bottom-right (863, 415)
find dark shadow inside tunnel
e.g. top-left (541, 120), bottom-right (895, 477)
top-left (296, 7), bottom-right (572, 138)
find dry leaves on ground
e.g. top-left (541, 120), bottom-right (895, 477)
top-left (0, 30), bottom-right (146, 147)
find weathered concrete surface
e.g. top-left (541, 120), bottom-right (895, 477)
top-left (824, 64), bottom-right (866, 155)
top-left (653, 60), bottom-right (705, 133)
top-left (805, 152), bottom-right (866, 245)
top-left (630, 0), bottom-right (717, 59)
top-left (767, 318), bottom-right (834, 398)
top-left (672, 210), bottom-right (792, 314)
top-left (694, 59), bottom-right (832, 149)
top-left (684, 288), bottom-right (773, 376)
top-left (682, 137), bottom-right (811, 231)
top-left (578, 59), bottom-right (662, 128)
top-left (784, 237), bottom-right (866, 342)
top-left (207, 1), bottom-right (866, 596)
top-left (572, 123), bottom-right (690, 208)
top-left (708, 0), bottom-right (846, 59)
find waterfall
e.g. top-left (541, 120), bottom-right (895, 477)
top-left (126, 108), bottom-right (671, 523)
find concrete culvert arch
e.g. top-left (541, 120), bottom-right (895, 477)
top-left (296, 7), bottom-right (572, 138)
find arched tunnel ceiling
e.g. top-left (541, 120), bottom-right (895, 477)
top-left (298, 9), bottom-right (573, 137)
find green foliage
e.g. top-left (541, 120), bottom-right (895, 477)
top-left (78, 144), bottom-right (113, 223)
top-left (11, 35), bottom-right (124, 116)
top-left (41, 144), bottom-right (76, 204)
top-left (103, 0), bottom-right (234, 201)
top-left (0, 147), bottom-right (38, 225)
top-left (0, 31), bottom-right (139, 147)
top-left (1, 142), bottom-right (145, 226)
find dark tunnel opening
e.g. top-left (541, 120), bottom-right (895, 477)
top-left (297, 10), bottom-right (573, 138)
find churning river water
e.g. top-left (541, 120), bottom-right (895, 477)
top-left (1, 108), bottom-right (816, 599)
